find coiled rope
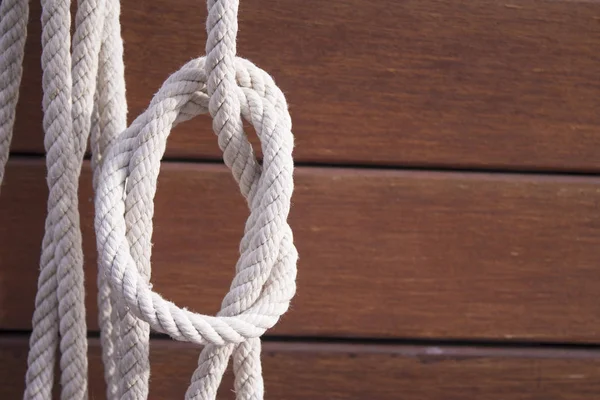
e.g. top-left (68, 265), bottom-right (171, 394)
top-left (0, 0), bottom-right (297, 399)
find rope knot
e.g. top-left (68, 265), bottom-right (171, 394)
top-left (96, 57), bottom-right (297, 350)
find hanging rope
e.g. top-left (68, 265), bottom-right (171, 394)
top-left (89, 1), bottom-right (149, 398)
top-left (95, 0), bottom-right (298, 397)
top-left (0, 0), bottom-right (28, 194)
top-left (25, 0), bottom-right (90, 397)
top-left (5, 0), bottom-right (140, 398)
top-left (0, 0), bottom-right (297, 398)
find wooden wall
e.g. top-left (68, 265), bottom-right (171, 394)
top-left (2, 0), bottom-right (600, 398)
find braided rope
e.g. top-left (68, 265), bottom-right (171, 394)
top-left (1, 0), bottom-right (295, 398)
top-left (95, 53), bottom-right (297, 399)
top-left (0, 0), bottom-right (28, 192)
top-left (90, 0), bottom-right (141, 398)
top-left (96, 56), bottom-right (297, 341)
top-left (189, 2), bottom-right (273, 398)
top-left (24, 0), bottom-right (131, 398)
top-left (93, 4), bottom-right (297, 399)
top-left (25, 1), bottom-right (89, 398)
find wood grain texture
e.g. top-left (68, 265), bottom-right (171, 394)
top-left (10, 0), bottom-right (600, 171)
top-left (1, 336), bottom-right (600, 399)
top-left (2, 158), bottom-right (600, 342)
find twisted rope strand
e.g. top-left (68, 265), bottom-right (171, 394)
top-left (28, 1), bottom-right (90, 398)
top-left (25, 0), bottom-right (121, 398)
top-left (0, 0), bottom-right (28, 193)
top-left (189, 1), bottom-right (293, 398)
top-left (90, 0), bottom-right (136, 397)
top-left (94, 54), bottom-right (297, 400)
top-left (1, 0), bottom-right (295, 398)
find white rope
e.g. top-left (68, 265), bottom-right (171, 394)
top-left (0, 0), bottom-right (296, 398)
top-left (95, 56), bottom-right (297, 400)
top-left (0, 0), bottom-right (28, 194)
top-left (20, 0), bottom-right (133, 398)
top-left (187, 2), bottom-right (293, 398)
top-left (95, 0), bottom-right (297, 396)
top-left (89, 0), bottom-right (145, 398)
top-left (25, 0), bottom-right (89, 398)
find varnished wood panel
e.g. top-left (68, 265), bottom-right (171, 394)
top-left (2, 159), bottom-right (600, 341)
top-left (1, 336), bottom-right (600, 399)
top-left (10, 0), bottom-right (600, 171)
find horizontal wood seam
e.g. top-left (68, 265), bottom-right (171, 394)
top-left (2, 330), bottom-right (600, 356)
top-left (2, 333), bottom-right (600, 360)
top-left (7, 152), bottom-right (600, 179)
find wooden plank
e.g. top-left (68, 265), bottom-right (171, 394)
top-left (9, 0), bottom-right (600, 172)
top-left (2, 159), bottom-right (600, 342)
top-left (1, 336), bottom-right (600, 399)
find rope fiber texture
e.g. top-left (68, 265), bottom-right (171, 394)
top-left (0, 0), bottom-right (28, 195)
top-left (0, 0), bottom-right (297, 399)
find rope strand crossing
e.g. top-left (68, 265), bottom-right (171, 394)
top-left (95, 56), bottom-right (298, 400)
top-left (0, 0), bottom-right (297, 398)
top-left (96, 1), bottom-right (298, 397)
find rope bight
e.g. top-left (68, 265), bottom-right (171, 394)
top-left (0, 0), bottom-right (298, 399)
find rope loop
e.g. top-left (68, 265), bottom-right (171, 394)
top-left (95, 57), bottom-right (298, 347)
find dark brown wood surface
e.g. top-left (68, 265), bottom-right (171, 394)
top-left (2, 336), bottom-right (600, 399)
top-left (5, 0), bottom-right (600, 397)
top-left (10, 0), bottom-right (600, 172)
top-left (2, 158), bottom-right (600, 342)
